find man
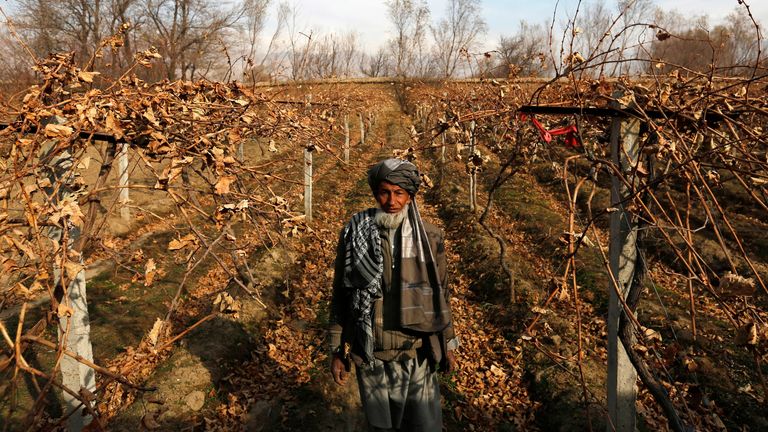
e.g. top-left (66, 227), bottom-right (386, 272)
top-left (329, 158), bottom-right (459, 432)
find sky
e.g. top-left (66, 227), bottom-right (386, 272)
top-left (271, 0), bottom-right (768, 53)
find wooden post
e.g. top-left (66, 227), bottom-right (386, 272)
top-left (41, 116), bottom-right (96, 431)
top-left (469, 121), bottom-right (477, 211)
top-left (607, 99), bottom-right (640, 432)
top-left (118, 143), bottom-right (130, 221)
top-left (359, 112), bottom-right (365, 145)
top-left (304, 146), bottom-right (313, 222)
top-left (344, 114), bottom-right (350, 163)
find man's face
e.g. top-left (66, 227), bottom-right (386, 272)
top-left (375, 181), bottom-right (411, 214)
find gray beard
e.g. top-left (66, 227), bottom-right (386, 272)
top-left (375, 204), bottom-right (409, 229)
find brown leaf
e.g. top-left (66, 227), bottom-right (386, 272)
top-left (147, 318), bottom-right (165, 348)
top-left (215, 175), bottom-right (237, 195)
top-left (57, 302), bottom-right (74, 318)
top-left (105, 112), bottom-right (124, 139)
top-left (49, 198), bottom-right (85, 228)
top-left (141, 412), bottom-right (162, 430)
top-left (64, 260), bottom-right (84, 280)
top-left (719, 272), bottom-right (755, 297)
top-left (655, 30), bottom-right (671, 41)
top-left (44, 123), bottom-right (73, 138)
top-left (736, 322), bottom-right (759, 346)
top-left (77, 71), bottom-right (100, 83)
top-left (144, 258), bottom-right (157, 286)
top-left (168, 233), bottom-right (198, 251)
top-left (143, 107), bottom-right (159, 125)
top-left (10, 237), bottom-right (38, 261)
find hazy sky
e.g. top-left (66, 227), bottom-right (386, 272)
top-left (273, 0), bottom-right (768, 52)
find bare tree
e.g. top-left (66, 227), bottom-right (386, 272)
top-left (649, 18), bottom-right (761, 77)
top-left (561, 0), bottom-right (656, 77)
top-left (142, 0), bottom-right (243, 80)
top-left (645, 10), bottom-right (755, 76)
top-left (250, 0), bottom-right (289, 80)
top-left (494, 20), bottom-right (548, 78)
top-left (0, 21), bottom-right (37, 93)
top-left (14, 0), bottom-right (114, 63)
top-left (386, 0), bottom-right (430, 77)
top-left (338, 31), bottom-right (359, 77)
top-left (105, 0), bottom-right (142, 70)
top-left (719, 9), bottom-right (763, 74)
top-left (306, 33), bottom-right (339, 78)
top-left (305, 31), bottom-right (359, 79)
top-left (360, 46), bottom-right (390, 77)
top-left (430, 0), bottom-right (487, 78)
top-left (9, 0), bottom-right (142, 81)
top-left (243, 0), bottom-right (270, 59)
top-left (568, 0), bottom-right (613, 76)
top-left (284, 2), bottom-right (313, 80)
top-left (610, 0), bottom-right (653, 75)
top-left (238, 0), bottom-right (271, 82)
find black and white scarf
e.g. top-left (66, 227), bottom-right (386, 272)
top-left (342, 208), bottom-right (383, 364)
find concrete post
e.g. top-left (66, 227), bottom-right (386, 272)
top-left (607, 101), bottom-right (640, 432)
top-left (304, 146), bottom-right (313, 223)
top-left (41, 116), bottom-right (96, 431)
top-left (344, 114), bottom-right (350, 163)
top-left (469, 121), bottom-right (477, 211)
top-left (117, 143), bottom-right (130, 221)
top-left (359, 112), bottom-right (365, 145)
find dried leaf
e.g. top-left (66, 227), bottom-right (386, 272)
top-left (145, 258), bottom-right (157, 286)
top-left (64, 260), bottom-right (84, 280)
top-left (44, 123), bottom-right (73, 138)
top-left (105, 112), bottom-right (124, 139)
top-left (77, 71), bottom-right (100, 83)
top-left (10, 237), bottom-right (38, 261)
top-left (141, 412), bottom-right (162, 430)
top-left (642, 326), bottom-right (662, 343)
top-left (736, 322), bottom-right (759, 346)
top-left (57, 302), bottom-right (74, 318)
top-left (215, 175), bottom-right (237, 195)
top-left (143, 107), bottom-right (159, 125)
top-left (76, 156), bottom-right (91, 170)
top-left (719, 272), bottom-right (755, 297)
top-left (490, 364), bottom-right (506, 378)
top-left (147, 318), bottom-right (165, 348)
top-left (656, 30), bottom-right (671, 41)
top-left (49, 198), bottom-right (85, 228)
top-left (168, 233), bottom-right (198, 251)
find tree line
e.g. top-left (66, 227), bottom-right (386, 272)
top-left (0, 0), bottom-right (764, 91)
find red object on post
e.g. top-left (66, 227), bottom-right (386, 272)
top-left (521, 114), bottom-right (582, 149)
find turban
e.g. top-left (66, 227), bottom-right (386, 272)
top-left (367, 158), bottom-right (421, 196)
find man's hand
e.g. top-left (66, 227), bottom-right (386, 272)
top-left (445, 350), bottom-right (458, 374)
top-left (331, 354), bottom-right (349, 385)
